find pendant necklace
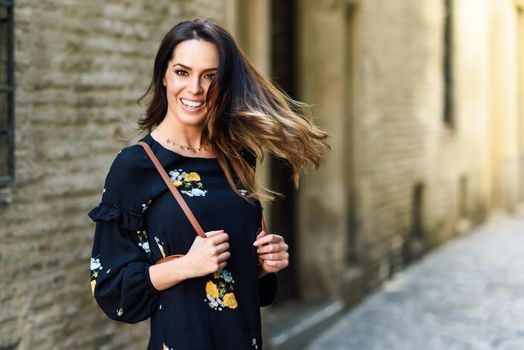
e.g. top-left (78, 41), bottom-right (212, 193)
top-left (156, 128), bottom-right (209, 154)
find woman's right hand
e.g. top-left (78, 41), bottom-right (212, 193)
top-left (184, 229), bottom-right (230, 278)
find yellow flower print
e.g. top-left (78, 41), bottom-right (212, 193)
top-left (184, 172), bottom-right (201, 182)
top-left (169, 169), bottom-right (207, 197)
top-left (204, 269), bottom-right (238, 311)
top-left (206, 281), bottom-right (219, 299)
top-left (223, 293), bottom-right (238, 309)
top-left (91, 280), bottom-right (96, 296)
top-left (154, 236), bottom-right (166, 258)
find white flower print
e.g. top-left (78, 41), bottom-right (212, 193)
top-left (139, 241), bottom-right (150, 254)
top-left (168, 170), bottom-right (182, 181)
top-left (90, 257), bottom-right (103, 296)
top-left (116, 307), bottom-right (123, 317)
top-left (141, 199), bottom-right (152, 213)
top-left (137, 230), bottom-right (151, 254)
top-left (181, 188), bottom-right (207, 197)
top-left (220, 269), bottom-right (235, 283)
top-left (204, 269), bottom-right (238, 311)
top-left (252, 338), bottom-right (259, 349)
top-left (90, 258), bottom-right (102, 271)
top-left (239, 189), bottom-right (248, 196)
top-left (169, 169), bottom-right (208, 197)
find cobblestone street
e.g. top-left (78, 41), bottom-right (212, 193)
top-left (307, 215), bottom-right (524, 350)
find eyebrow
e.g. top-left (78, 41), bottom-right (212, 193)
top-left (173, 63), bottom-right (217, 72)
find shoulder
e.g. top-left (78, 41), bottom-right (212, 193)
top-left (99, 145), bottom-right (151, 210)
top-left (107, 145), bottom-right (148, 176)
top-left (88, 145), bottom-right (152, 229)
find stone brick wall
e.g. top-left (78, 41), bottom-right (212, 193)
top-left (297, 0), bottom-right (522, 301)
top-left (2, 0), bottom-right (522, 348)
top-left (0, 1), bottom-right (228, 349)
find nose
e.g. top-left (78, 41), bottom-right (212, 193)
top-left (187, 76), bottom-right (203, 95)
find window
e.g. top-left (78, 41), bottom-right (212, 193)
top-left (0, 0), bottom-right (14, 184)
top-left (443, 0), bottom-right (454, 127)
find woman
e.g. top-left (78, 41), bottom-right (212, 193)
top-left (89, 19), bottom-right (329, 349)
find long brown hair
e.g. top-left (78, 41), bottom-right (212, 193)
top-left (138, 19), bottom-right (330, 202)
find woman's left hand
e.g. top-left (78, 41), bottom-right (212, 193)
top-left (253, 230), bottom-right (289, 276)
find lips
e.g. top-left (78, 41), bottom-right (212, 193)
top-left (180, 98), bottom-right (204, 109)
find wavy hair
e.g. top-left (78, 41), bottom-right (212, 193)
top-left (138, 19), bottom-right (330, 202)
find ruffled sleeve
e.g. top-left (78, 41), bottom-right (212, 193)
top-left (88, 147), bottom-right (159, 324)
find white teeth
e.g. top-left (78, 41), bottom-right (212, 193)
top-left (181, 99), bottom-right (204, 108)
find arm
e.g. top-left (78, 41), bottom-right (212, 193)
top-left (253, 230), bottom-right (289, 306)
top-left (90, 216), bottom-right (159, 324)
top-left (148, 230), bottom-right (231, 291)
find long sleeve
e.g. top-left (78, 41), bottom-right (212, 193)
top-left (240, 148), bottom-right (280, 307)
top-left (88, 147), bottom-right (159, 324)
top-left (258, 272), bottom-right (278, 306)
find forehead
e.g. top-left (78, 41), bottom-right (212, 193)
top-left (171, 39), bottom-right (218, 68)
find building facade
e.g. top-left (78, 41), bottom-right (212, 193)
top-left (0, 0), bottom-right (523, 349)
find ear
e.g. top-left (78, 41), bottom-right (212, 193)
top-left (162, 78), bottom-right (166, 86)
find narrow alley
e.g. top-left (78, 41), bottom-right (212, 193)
top-left (307, 214), bottom-right (524, 350)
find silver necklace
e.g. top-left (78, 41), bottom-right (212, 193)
top-left (156, 128), bottom-right (209, 154)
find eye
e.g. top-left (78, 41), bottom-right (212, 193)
top-left (174, 69), bottom-right (188, 77)
top-left (204, 72), bottom-right (216, 81)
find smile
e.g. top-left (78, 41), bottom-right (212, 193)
top-left (180, 98), bottom-right (205, 109)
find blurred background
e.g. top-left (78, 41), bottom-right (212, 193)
top-left (1, 0), bottom-right (524, 349)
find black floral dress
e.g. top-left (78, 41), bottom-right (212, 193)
top-left (88, 134), bottom-right (278, 350)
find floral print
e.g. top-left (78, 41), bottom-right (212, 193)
top-left (137, 230), bottom-right (150, 254)
top-left (155, 236), bottom-right (167, 258)
top-left (141, 199), bottom-right (152, 213)
top-left (169, 169), bottom-right (208, 197)
top-left (90, 257), bottom-right (103, 296)
top-left (204, 269), bottom-right (238, 311)
top-left (87, 135), bottom-right (275, 348)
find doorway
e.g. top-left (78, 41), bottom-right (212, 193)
top-left (269, 0), bottom-right (299, 301)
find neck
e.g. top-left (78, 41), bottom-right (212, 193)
top-left (158, 119), bottom-right (206, 150)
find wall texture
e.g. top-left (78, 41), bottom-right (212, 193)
top-left (1, 0), bottom-right (523, 348)
top-left (296, 0), bottom-right (523, 302)
top-left (0, 1), bottom-right (229, 349)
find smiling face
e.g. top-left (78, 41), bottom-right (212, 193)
top-left (163, 39), bottom-right (219, 129)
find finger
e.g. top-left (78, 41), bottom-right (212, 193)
top-left (218, 261), bottom-right (227, 270)
top-left (253, 234), bottom-right (283, 247)
top-left (217, 251), bottom-right (231, 262)
top-left (214, 242), bottom-right (230, 254)
top-left (259, 252), bottom-right (289, 261)
top-left (257, 242), bottom-right (288, 254)
top-left (205, 229), bottom-right (225, 238)
top-left (256, 230), bottom-right (269, 240)
top-left (210, 232), bottom-right (229, 244)
top-left (263, 259), bottom-right (288, 268)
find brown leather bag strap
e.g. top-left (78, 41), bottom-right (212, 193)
top-left (261, 207), bottom-right (267, 233)
top-left (137, 141), bottom-right (206, 238)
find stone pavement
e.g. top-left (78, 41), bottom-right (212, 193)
top-left (306, 215), bottom-right (524, 350)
